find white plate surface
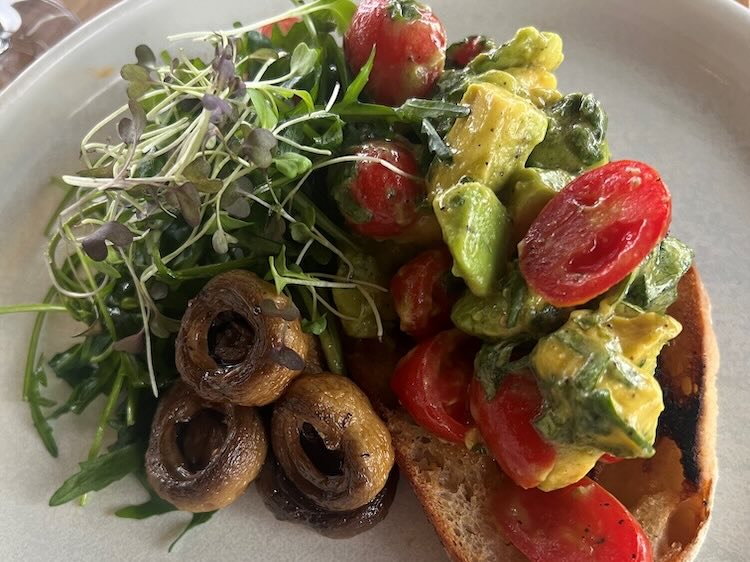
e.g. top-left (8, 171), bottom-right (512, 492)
top-left (1, 0), bottom-right (749, 560)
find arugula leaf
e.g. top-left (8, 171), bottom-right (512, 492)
top-left (475, 340), bottom-right (530, 399)
top-left (49, 443), bottom-right (143, 506)
top-left (28, 365), bottom-right (58, 457)
top-left (341, 47), bottom-right (376, 105)
top-left (115, 495), bottom-right (176, 519)
top-left (169, 511), bottom-right (217, 552)
top-left (421, 118), bottom-right (453, 161)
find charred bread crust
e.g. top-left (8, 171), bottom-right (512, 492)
top-left (597, 267), bottom-right (718, 561)
top-left (348, 267), bottom-right (718, 562)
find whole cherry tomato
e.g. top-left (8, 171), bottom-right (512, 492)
top-left (344, 0), bottom-right (447, 105)
top-left (331, 140), bottom-right (425, 239)
top-left (446, 35), bottom-right (492, 68)
top-left (519, 160), bottom-right (671, 307)
top-left (390, 246), bottom-right (458, 339)
top-left (391, 330), bottom-right (477, 443)
top-left (493, 476), bottom-right (653, 562)
top-left (469, 373), bottom-right (557, 489)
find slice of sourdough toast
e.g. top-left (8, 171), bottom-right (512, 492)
top-left (349, 267), bottom-right (718, 562)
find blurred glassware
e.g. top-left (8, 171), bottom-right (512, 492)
top-left (0, 0), bottom-right (79, 90)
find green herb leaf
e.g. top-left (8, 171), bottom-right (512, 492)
top-left (302, 314), bottom-right (328, 335)
top-left (248, 89), bottom-right (279, 130)
top-left (289, 43), bottom-right (319, 78)
top-left (49, 443), bottom-right (143, 506)
top-left (341, 47), bottom-right (375, 105)
top-left (169, 511), bottom-right (217, 552)
top-left (115, 495), bottom-right (176, 519)
top-left (182, 158), bottom-right (223, 193)
top-left (274, 152), bottom-right (312, 178)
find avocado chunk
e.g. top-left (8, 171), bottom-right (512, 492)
top-left (502, 168), bottom-right (573, 246)
top-left (527, 92), bottom-right (609, 174)
top-left (332, 251), bottom-right (395, 339)
top-left (530, 306), bottom-right (681, 459)
top-left (470, 27), bottom-right (564, 73)
top-left (452, 264), bottom-right (567, 340)
top-left (429, 82), bottom-right (548, 196)
top-left (433, 182), bottom-right (510, 297)
top-left (626, 236), bottom-right (694, 313)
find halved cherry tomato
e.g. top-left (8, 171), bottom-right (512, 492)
top-left (519, 160), bottom-right (671, 307)
top-left (469, 373), bottom-right (556, 489)
top-left (259, 17), bottom-right (301, 38)
top-left (390, 246), bottom-right (458, 339)
top-left (344, 0), bottom-right (447, 106)
top-left (331, 140), bottom-right (425, 239)
top-left (493, 476), bottom-right (653, 562)
top-left (446, 35), bottom-right (492, 68)
top-left (390, 330), bottom-right (477, 443)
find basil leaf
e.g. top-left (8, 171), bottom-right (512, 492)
top-left (49, 443), bottom-right (143, 506)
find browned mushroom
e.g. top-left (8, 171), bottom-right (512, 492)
top-left (145, 381), bottom-right (267, 512)
top-left (256, 455), bottom-right (399, 538)
top-left (175, 270), bottom-right (309, 406)
top-left (271, 372), bottom-right (395, 512)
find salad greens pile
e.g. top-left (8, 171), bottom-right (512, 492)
top-left (1, 0), bottom-right (467, 546)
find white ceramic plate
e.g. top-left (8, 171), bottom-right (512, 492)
top-left (1, 0), bottom-right (749, 560)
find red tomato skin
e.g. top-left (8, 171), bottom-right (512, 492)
top-left (493, 476), bottom-right (653, 562)
top-left (519, 160), bottom-right (672, 307)
top-left (259, 17), bottom-right (301, 38)
top-left (344, 0), bottom-right (447, 106)
top-left (469, 374), bottom-right (557, 489)
top-left (446, 35), bottom-right (490, 68)
top-left (390, 247), bottom-right (457, 339)
top-left (390, 330), bottom-right (477, 443)
top-left (600, 453), bottom-right (623, 464)
top-left (333, 141), bottom-right (425, 239)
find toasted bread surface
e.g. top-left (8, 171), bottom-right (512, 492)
top-left (350, 267), bottom-right (718, 562)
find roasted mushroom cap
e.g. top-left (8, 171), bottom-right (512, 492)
top-left (257, 455), bottom-right (399, 538)
top-left (176, 270), bottom-right (309, 406)
top-left (271, 372), bottom-right (395, 512)
top-left (145, 381), bottom-right (267, 512)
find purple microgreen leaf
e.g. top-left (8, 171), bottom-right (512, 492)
top-left (117, 117), bottom-right (136, 145)
top-left (120, 63), bottom-right (150, 82)
top-left (223, 197), bottom-right (250, 219)
top-left (148, 281), bottom-right (169, 301)
top-left (134, 44), bottom-right (157, 69)
top-left (269, 345), bottom-right (305, 371)
top-left (81, 222), bottom-right (134, 262)
top-left (126, 81), bottom-right (150, 100)
top-left (183, 157), bottom-right (222, 193)
top-left (113, 330), bottom-right (145, 354)
top-left (230, 76), bottom-right (246, 99)
top-left (128, 100), bottom-right (147, 137)
top-left (242, 128), bottom-right (278, 169)
top-left (174, 183), bottom-right (202, 228)
top-left (201, 94), bottom-right (233, 124)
